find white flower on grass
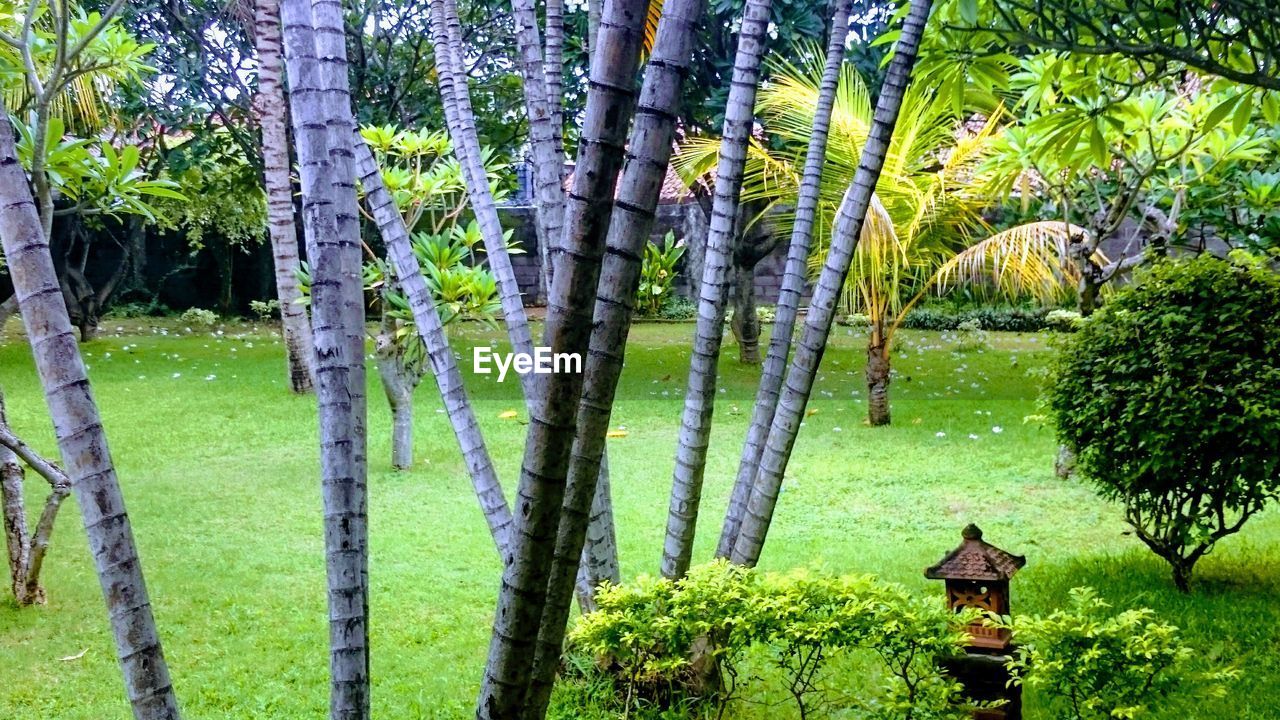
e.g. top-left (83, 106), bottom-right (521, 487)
top-left (172, 373), bottom-right (181, 379)
top-left (968, 433), bottom-right (979, 440)
top-left (205, 374), bottom-right (217, 381)
top-left (935, 431), bottom-right (946, 438)
top-left (992, 426), bottom-right (1003, 433)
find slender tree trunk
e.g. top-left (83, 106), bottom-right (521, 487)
top-left (509, 0), bottom-right (567, 295)
top-left (0, 390), bottom-right (32, 602)
top-left (476, 0), bottom-right (648, 715)
top-left (718, 0), bottom-right (853, 557)
top-left (579, 452), bottom-right (621, 598)
top-left (865, 325), bottom-right (891, 426)
top-left (730, 0), bottom-right (935, 568)
top-left (253, 0), bottom-right (316, 394)
top-left (520, 0), bottom-right (704, 715)
top-left (430, 0), bottom-right (537, 401)
top-left (374, 311), bottom-right (421, 471)
top-left (0, 107), bottom-right (181, 720)
top-left (280, 1), bottom-right (370, 716)
top-left (662, 0), bottom-right (774, 581)
top-left (353, 134), bottom-right (514, 551)
top-left (0, 390), bottom-right (70, 606)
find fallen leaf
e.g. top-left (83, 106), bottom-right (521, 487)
top-left (498, 410), bottom-right (518, 420)
top-left (606, 429), bottom-right (629, 439)
top-left (806, 408), bottom-right (819, 417)
top-left (59, 649), bottom-right (88, 662)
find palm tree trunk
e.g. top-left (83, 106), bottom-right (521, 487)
top-left (662, 0), bottom-right (774, 581)
top-left (718, 0), bottom-right (854, 557)
top-left (279, 1), bottom-right (369, 716)
top-left (353, 134), bottom-right (515, 551)
top-left (476, 1), bottom-right (649, 716)
top-left (430, 0), bottom-right (537, 401)
top-left (519, 0), bottom-right (705, 714)
top-left (374, 314), bottom-right (420, 471)
top-left (729, 262), bottom-right (760, 364)
top-left (865, 325), bottom-right (891, 426)
top-left (509, 0), bottom-right (567, 294)
top-left (252, 0), bottom-right (315, 394)
top-left (730, 0), bottom-right (935, 568)
top-left (0, 108), bottom-right (182, 720)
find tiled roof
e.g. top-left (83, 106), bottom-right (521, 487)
top-left (924, 524), bottom-right (1026, 582)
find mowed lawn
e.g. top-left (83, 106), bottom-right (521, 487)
top-left (1, 319), bottom-right (1277, 719)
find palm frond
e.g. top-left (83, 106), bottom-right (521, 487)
top-left (932, 221), bottom-right (1087, 303)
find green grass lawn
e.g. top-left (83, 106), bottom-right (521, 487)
top-left (1, 319), bottom-right (1277, 719)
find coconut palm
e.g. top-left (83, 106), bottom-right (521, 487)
top-left (680, 59), bottom-right (1079, 426)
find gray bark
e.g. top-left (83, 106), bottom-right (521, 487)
top-left (476, 0), bottom-right (648, 716)
top-left (509, 0), bottom-right (567, 293)
top-left (662, 0), bottom-right (773, 581)
top-left (0, 389), bottom-right (32, 602)
top-left (520, 0), bottom-right (705, 715)
top-left (730, 0), bottom-right (935, 567)
top-left (252, 0), bottom-right (316, 394)
top-left (279, 0), bottom-right (370, 716)
top-left (718, 0), bottom-right (853, 557)
top-left (374, 311), bottom-right (422, 471)
top-left (430, 0), bottom-right (537, 402)
top-left (0, 107), bottom-right (181, 719)
top-left (353, 134), bottom-right (514, 551)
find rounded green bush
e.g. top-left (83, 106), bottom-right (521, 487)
top-left (1045, 253), bottom-right (1280, 591)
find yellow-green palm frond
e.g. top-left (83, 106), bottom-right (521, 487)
top-left (932, 221), bottom-right (1087, 303)
top-left (642, 0), bottom-right (662, 57)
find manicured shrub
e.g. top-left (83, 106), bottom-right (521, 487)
top-left (1045, 253), bottom-right (1280, 590)
top-left (569, 561), bottom-right (973, 719)
top-left (1003, 587), bottom-right (1236, 720)
top-left (179, 307), bottom-right (219, 327)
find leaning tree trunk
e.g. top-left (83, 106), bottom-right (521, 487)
top-left (0, 106), bottom-right (182, 720)
top-left (729, 262), bottom-right (761, 364)
top-left (521, 0), bottom-right (705, 715)
top-left (252, 0), bottom-right (316, 394)
top-left (730, 0), bottom-right (935, 568)
top-left (353, 133), bottom-right (514, 550)
top-left (576, 452), bottom-right (621, 613)
top-left (475, 0), bottom-right (648, 715)
top-left (662, 0), bottom-right (774, 581)
top-left (280, 1), bottom-right (370, 716)
top-left (430, 0), bottom-right (537, 402)
top-left (718, 0), bottom-right (854, 558)
top-left (865, 322), bottom-right (891, 426)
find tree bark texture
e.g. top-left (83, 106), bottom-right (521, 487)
top-left (518, 0), bottom-right (705, 715)
top-left (476, 0), bottom-right (648, 716)
top-left (279, 0), bottom-right (370, 716)
top-left (718, 0), bottom-right (854, 557)
top-left (662, 0), bottom-right (774, 581)
top-left (865, 327), bottom-right (891, 426)
top-left (730, 0), bottom-right (935, 568)
top-left (252, 0), bottom-right (316, 394)
top-left (374, 313), bottom-right (422, 471)
top-left (509, 0), bottom-right (567, 293)
top-left (0, 107), bottom-right (181, 720)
